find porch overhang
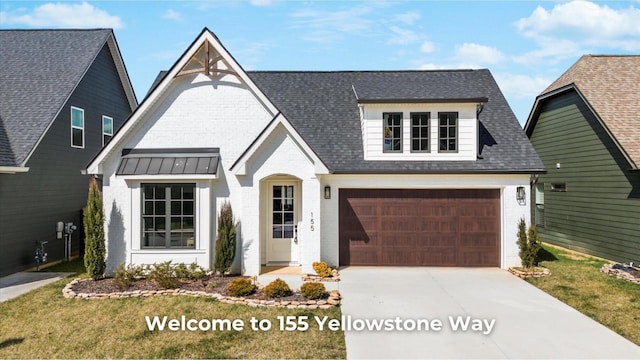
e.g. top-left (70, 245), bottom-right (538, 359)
top-left (116, 148), bottom-right (219, 179)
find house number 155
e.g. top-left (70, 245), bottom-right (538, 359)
top-left (310, 212), bottom-right (315, 231)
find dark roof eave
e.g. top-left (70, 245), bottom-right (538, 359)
top-left (357, 97), bottom-right (488, 104)
top-left (330, 169), bottom-right (546, 175)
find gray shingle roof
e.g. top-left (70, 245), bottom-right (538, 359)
top-left (248, 70), bottom-right (543, 173)
top-left (0, 29), bottom-right (112, 167)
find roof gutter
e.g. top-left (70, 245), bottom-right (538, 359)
top-left (0, 166), bottom-right (30, 174)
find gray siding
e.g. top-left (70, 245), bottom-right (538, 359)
top-left (0, 44), bottom-right (133, 276)
top-left (530, 91), bottom-right (640, 263)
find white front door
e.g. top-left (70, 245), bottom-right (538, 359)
top-left (267, 182), bottom-right (300, 265)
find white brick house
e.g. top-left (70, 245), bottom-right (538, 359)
top-left (87, 28), bottom-right (544, 275)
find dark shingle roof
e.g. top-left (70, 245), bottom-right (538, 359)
top-left (0, 29), bottom-right (112, 167)
top-left (248, 70), bottom-right (543, 173)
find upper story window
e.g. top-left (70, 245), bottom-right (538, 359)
top-left (411, 112), bottom-right (430, 152)
top-left (71, 107), bottom-right (84, 148)
top-left (383, 112), bottom-right (402, 152)
top-left (438, 112), bottom-right (458, 152)
top-left (142, 183), bottom-right (195, 249)
top-left (102, 116), bottom-right (113, 146)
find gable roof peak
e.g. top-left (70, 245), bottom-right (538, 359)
top-left (537, 54), bottom-right (640, 168)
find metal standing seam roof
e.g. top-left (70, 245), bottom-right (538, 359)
top-left (116, 148), bottom-right (220, 176)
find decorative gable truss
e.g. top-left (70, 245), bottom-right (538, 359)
top-left (177, 40), bottom-right (239, 79)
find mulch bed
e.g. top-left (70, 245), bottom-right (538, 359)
top-left (70, 275), bottom-right (314, 302)
top-left (601, 263), bottom-right (640, 285)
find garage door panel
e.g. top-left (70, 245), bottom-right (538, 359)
top-left (348, 249), bottom-right (378, 265)
top-left (418, 235), bottom-right (457, 247)
top-left (339, 189), bottom-right (500, 267)
top-left (418, 249), bottom-right (457, 266)
top-left (458, 250), bottom-right (498, 266)
top-left (382, 250), bottom-right (417, 266)
top-left (380, 233), bottom-right (418, 247)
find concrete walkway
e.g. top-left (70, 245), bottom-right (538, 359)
top-left (339, 267), bottom-right (640, 359)
top-left (0, 272), bottom-right (73, 302)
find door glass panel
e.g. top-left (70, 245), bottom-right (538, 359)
top-left (272, 185), bottom-right (294, 239)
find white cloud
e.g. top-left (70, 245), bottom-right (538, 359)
top-left (289, 6), bottom-right (374, 43)
top-left (515, 0), bottom-right (640, 60)
top-left (393, 11), bottom-right (420, 25)
top-left (250, 0), bottom-right (275, 6)
top-left (420, 41), bottom-right (435, 53)
top-left (455, 43), bottom-right (506, 65)
top-left (419, 62), bottom-right (481, 70)
top-left (162, 9), bottom-right (182, 21)
top-left (0, 2), bottom-right (123, 29)
top-left (494, 73), bottom-right (554, 99)
top-left (387, 26), bottom-right (421, 45)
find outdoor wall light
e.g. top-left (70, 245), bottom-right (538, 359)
top-left (516, 186), bottom-right (526, 205)
top-left (324, 185), bottom-right (331, 199)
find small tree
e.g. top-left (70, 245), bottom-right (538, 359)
top-left (214, 201), bottom-right (236, 276)
top-left (525, 225), bottom-right (542, 268)
top-left (84, 177), bottom-right (106, 280)
top-left (516, 217), bottom-right (542, 269)
top-left (517, 217), bottom-right (528, 266)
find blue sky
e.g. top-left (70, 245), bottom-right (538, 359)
top-left (2, 1), bottom-right (639, 124)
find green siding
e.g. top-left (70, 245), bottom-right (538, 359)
top-left (529, 91), bottom-right (640, 263)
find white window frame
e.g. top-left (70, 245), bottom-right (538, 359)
top-left (102, 115), bottom-right (113, 146)
top-left (70, 106), bottom-right (85, 149)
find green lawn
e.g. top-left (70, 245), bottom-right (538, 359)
top-left (0, 260), bottom-right (346, 359)
top-left (527, 244), bottom-right (640, 346)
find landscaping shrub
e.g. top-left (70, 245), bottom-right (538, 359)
top-left (187, 262), bottom-right (207, 279)
top-left (517, 217), bottom-right (542, 269)
top-left (84, 177), bottom-right (106, 280)
top-left (227, 278), bottom-right (255, 297)
top-left (525, 225), bottom-right (542, 268)
top-left (263, 278), bottom-right (292, 298)
top-left (174, 262), bottom-right (207, 280)
top-left (214, 201), bottom-right (237, 275)
top-left (147, 261), bottom-right (180, 289)
top-left (113, 263), bottom-right (144, 290)
top-left (300, 282), bottom-right (327, 300)
top-left (312, 261), bottom-right (333, 278)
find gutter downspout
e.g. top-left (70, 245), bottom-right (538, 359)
top-left (476, 102), bottom-right (485, 160)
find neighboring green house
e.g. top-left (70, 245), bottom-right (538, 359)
top-left (525, 55), bottom-right (640, 264)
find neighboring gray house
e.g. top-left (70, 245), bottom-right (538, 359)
top-left (525, 55), bottom-right (640, 264)
top-left (87, 28), bottom-right (543, 275)
top-left (0, 29), bottom-right (137, 276)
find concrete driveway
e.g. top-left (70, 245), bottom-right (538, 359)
top-left (339, 267), bottom-right (640, 359)
top-left (0, 272), bottom-right (73, 302)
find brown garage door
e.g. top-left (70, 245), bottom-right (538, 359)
top-left (339, 189), bottom-right (500, 267)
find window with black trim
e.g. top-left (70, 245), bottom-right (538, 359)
top-left (102, 115), bottom-right (113, 146)
top-left (383, 112), bottom-right (402, 152)
top-left (142, 184), bottom-right (195, 249)
top-left (411, 112), bottom-right (430, 152)
top-left (71, 107), bottom-right (84, 148)
top-left (551, 183), bottom-right (567, 192)
top-left (438, 112), bottom-right (458, 152)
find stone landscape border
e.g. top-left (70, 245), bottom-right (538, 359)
top-left (600, 263), bottom-right (640, 285)
top-left (62, 279), bottom-right (341, 309)
top-left (508, 267), bottom-right (551, 279)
